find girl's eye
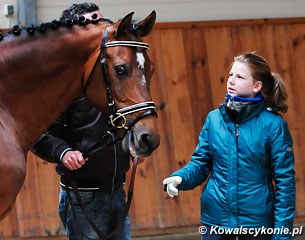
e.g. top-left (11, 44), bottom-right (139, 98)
top-left (115, 65), bottom-right (129, 77)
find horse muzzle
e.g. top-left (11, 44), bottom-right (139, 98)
top-left (122, 127), bottom-right (160, 158)
top-left (111, 101), bottom-right (160, 157)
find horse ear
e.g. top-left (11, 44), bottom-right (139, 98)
top-left (133, 10), bottom-right (156, 37)
top-left (116, 12), bottom-right (134, 38)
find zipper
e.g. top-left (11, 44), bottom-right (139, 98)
top-left (232, 123), bottom-right (239, 226)
top-left (235, 124), bottom-right (239, 137)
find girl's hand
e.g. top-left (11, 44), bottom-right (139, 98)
top-left (163, 176), bottom-right (182, 198)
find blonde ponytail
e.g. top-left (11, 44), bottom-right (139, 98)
top-left (270, 73), bottom-right (288, 113)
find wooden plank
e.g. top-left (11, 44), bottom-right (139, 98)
top-left (204, 26), bottom-right (234, 108)
top-left (14, 154), bottom-right (44, 237)
top-left (285, 24), bottom-right (305, 127)
top-left (271, 24), bottom-right (297, 122)
top-left (182, 28), bottom-right (214, 136)
top-left (32, 154), bottom-right (63, 236)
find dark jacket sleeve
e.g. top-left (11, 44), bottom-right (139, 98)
top-left (31, 110), bottom-right (72, 164)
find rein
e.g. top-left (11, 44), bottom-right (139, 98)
top-left (65, 22), bottom-right (157, 240)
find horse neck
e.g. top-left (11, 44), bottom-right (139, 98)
top-left (0, 24), bottom-right (105, 153)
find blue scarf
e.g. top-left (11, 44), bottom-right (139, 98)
top-left (226, 93), bottom-right (263, 112)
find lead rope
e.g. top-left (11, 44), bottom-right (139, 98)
top-left (65, 179), bottom-right (106, 240)
top-left (65, 153), bottom-right (139, 240)
top-left (105, 155), bottom-right (138, 240)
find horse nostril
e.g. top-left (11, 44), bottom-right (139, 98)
top-left (134, 129), bottom-right (160, 157)
top-left (139, 132), bottom-right (159, 151)
top-left (140, 133), bottom-right (151, 148)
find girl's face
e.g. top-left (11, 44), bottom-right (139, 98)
top-left (227, 61), bottom-right (262, 98)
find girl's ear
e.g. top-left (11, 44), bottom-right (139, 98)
top-left (253, 80), bottom-right (263, 93)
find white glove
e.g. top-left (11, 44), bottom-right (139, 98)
top-left (163, 176), bottom-right (182, 198)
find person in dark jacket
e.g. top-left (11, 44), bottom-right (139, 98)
top-left (163, 52), bottom-right (295, 240)
top-left (32, 3), bottom-right (131, 240)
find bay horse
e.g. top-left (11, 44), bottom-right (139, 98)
top-left (0, 11), bottom-right (160, 220)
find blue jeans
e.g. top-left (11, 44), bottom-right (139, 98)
top-left (58, 187), bottom-right (130, 240)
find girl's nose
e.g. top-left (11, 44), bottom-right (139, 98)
top-left (228, 77), bottom-right (235, 85)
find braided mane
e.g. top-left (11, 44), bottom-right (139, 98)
top-left (0, 14), bottom-right (113, 41)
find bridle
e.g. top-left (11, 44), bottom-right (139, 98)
top-left (100, 26), bottom-right (158, 132)
top-left (83, 23), bottom-right (157, 133)
top-left (81, 23), bottom-right (159, 157)
top-left (67, 21), bottom-right (158, 240)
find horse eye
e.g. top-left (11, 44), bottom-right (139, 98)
top-left (115, 65), bottom-right (128, 77)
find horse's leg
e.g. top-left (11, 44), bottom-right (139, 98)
top-left (0, 152), bottom-right (26, 220)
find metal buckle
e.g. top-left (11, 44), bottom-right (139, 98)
top-left (109, 112), bottom-right (127, 129)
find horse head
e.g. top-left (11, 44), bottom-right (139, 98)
top-left (85, 11), bottom-right (160, 157)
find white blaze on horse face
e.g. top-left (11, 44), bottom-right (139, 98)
top-left (136, 52), bottom-right (146, 85)
top-left (136, 52), bottom-right (145, 69)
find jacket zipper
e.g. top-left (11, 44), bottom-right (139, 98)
top-left (233, 123), bottom-right (239, 226)
top-left (235, 124), bottom-right (239, 137)
top-left (228, 124), bottom-right (239, 226)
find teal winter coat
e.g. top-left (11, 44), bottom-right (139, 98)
top-left (171, 102), bottom-right (295, 239)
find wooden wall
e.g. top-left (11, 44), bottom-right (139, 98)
top-left (1, 17), bottom-right (305, 238)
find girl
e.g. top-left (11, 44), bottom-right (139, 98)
top-left (163, 52), bottom-right (295, 240)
